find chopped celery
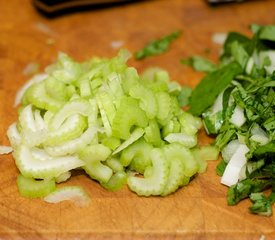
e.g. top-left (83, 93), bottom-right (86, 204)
top-left (112, 97), bottom-right (148, 140)
top-left (101, 171), bottom-right (127, 191)
top-left (17, 174), bottom-right (56, 198)
top-left (14, 144), bottom-right (84, 179)
top-left (8, 50), bottom-right (208, 202)
top-left (44, 186), bottom-right (90, 207)
top-left (127, 148), bottom-right (169, 196)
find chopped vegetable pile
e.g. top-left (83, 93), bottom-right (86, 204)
top-left (6, 49), bottom-right (218, 205)
top-left (184, 24), bottom-right (275, 216)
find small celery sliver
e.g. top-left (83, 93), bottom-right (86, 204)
top-left (44, 186), bottom-right (90, 207)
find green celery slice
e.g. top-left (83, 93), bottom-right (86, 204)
top-left (101, 171), bottom-right (127, 191)
top-left (127, 148), bottom-right (169, 196)
top-left (112, 128), bottom-right (144, 156)
top-left (156, 92), bottom-right (171, 123)
top-left (17, 174), bottom-right (56, 198)
top-left (164, 132), bottom-right (197, 148)
top-left (144, 120), bottom-right (163, 147)
top-left (129, 84), bottom-right (157, 119)
top-left (112, 97), bottom-right (148, 140)
top-left (119, 138), bottom-right (153, 169)
top-left (161, 144), bottom-right (186, 196)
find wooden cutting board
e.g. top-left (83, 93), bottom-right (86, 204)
top-left (0, 0), bottom-right (275, 239)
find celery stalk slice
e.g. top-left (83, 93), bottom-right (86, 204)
top-left (112, 128), bottom-right (144, 155)
top-left (127, 148), bottom-right (169, 196)
top-left (17, 174), bottom-right (56, 198)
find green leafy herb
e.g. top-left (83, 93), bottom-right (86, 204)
top-left (135, 30), bottom-right (181, 60)
top-left (181, 56), bottom-right (217, 72)
top-left (189, 61), bottom-right (242, 116)
top-left (185, 24), bottom-right (275, 216)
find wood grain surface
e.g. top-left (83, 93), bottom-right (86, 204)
top-left (1, 0), bottom-right (275, 239)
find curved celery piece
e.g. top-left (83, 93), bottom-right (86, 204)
top-left (120, 138), bottom-right (153, 170)
top-left (106, 158), bottom-right (124, 172)
top-left (156, 91), bottom-right (171, 124)
top-left (55, 171), bottom-right (71, 183)
top-left (19, 105), bottom-right (47, 147)
top-left (17, 174), bottom-right (56, 198)
top-left (140, 67), bottom-right (169, 92)
top-left (47, 52), bottom-right (82, 84)
top-left (164, 132), bottom-right (197, 148)
top-left (179, 112), bottom-right (202, 135)
top-left (44, 114), bottom-right (87, 146)
top-left (7, 122), bottom-right (21, 148)
top-left (13, 145), bottom-right (84, 179)
top-left (165, 142), bottom-right (198, 177)
top-left (129, 84), bottom-right (157, 119)
top-left (49, 99), bottom-right (92, 130)
top-left (44, 186), bottom-right (90, 207)
top-left (112, 97), bottom-right (148, 140)
top-left (144, 120), bottom-right (163, 147)
top-left (79, 144), bottom-right (113, 183)
top-left (161, 118), bottom-right (181, 138)
top-left (112, 128), bottom-right (144, 156)
top-left (127, 148), bottom-right (169, 196)
top-left (44, 76), bottom-right (69, 101)
top-left (192, 145), bottom-right (219, 173)
top-left (44, 127), bottom-right (97, 157)
top-left (24, 81), bottom-right (65, 112)
top-left (161, 144), bottom-right (188, 196)
top-left (101, 171), bottom-right (127, 191)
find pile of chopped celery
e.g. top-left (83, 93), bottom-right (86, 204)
top-left (185, 24), bottom-right (275, 216)
top-left (7, 49), bottom-right (218, 203)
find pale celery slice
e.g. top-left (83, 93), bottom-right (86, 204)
top-left (0, 146), bottom-right (13, 154)
top-left (55, 172), bottom-right (71, 183)
top-left (179, 112), bottom-right (202, 135)
top-left (7, 122), bottom-right (21, 148)
top-left (49, 99), bottom-right (92, 130)
top-left (19, 105), bottom-right (47, 147)
top-left (44, 186), bottom-right (90, 207)
top-left (17, 174), bottom-right (56, 198)
top-left (97, 97), bottom-right (112, 136)
top-left (164, 132), bottom-right (197, 148)
top-left (127, 148), bottom-right (169, 196)
top-left (44, 114), bottom-right (87, 146)
top-left (44, 127), bottom-right (97, 157)
top-left (13, 145), bottom-right (84, 179)
top-left (112, 128), bottom-right (144, 156)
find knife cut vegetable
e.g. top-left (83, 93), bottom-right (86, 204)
top-left (5, 49), bottom-right (218, 205)
top-left (185, 24), bottom-right (275, 216)
top-left (135, 30), bottom-right (181, 60)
